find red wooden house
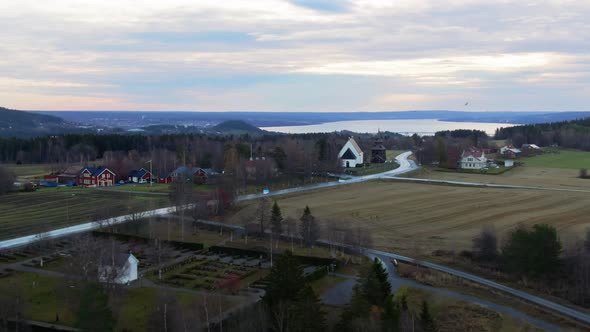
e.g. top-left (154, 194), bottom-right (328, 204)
top-left (158, 174), bottom-right (173, 184)
top-left (78, 167), bottom-right (116, 187)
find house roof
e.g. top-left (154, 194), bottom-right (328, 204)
top-left (128, 168), bottom-right (151, 178)
top-left (61, 165), bottom-right (82, 176)
top-left (101, 253), bottom-right (136, 267)
top-left (348, 138), bottom-right (362, 154)
top-left (522, 144), bottom-right (540, 149)
top-left (81, 167), bottom-right (114, 177)
top-left (461, 147), bottom-right (485, 159)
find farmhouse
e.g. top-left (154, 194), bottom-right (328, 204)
top-left (500, 145), bottom-right (521, 159)
top-left (78, 167), bottom-right (116, 187)
top-left (98, 253), bottom-right (139, 285)
top-left (56, 165), bottom-right (83, 185)
top-left (521, 144), bottom-right (542, 155)
top-left (128, 168), bottom-right (153, 183)
top-left (172, 166), bottom-right (218, 184)
top-left (371, 139), bottom-right (387, 163)
top-left (459, 147), bottom-right (487, 169)
top-left (338, 137), bottom-right (364, 168)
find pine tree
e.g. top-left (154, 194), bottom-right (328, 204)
top-left (300, 206), bottom-right (320, 247)
top-left (263, 250), bottom-right (305, 307)
top-left (271, 201), bottom-right (283, 236)
top-left (420, 300), bottom-right (437, 332)
top-left (288, 285), bottom-right (326, 332)
top-left (362, 258), bottom-right (392, 306)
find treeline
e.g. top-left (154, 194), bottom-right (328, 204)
top-left (470, 224), bottom-right (590, 307)
top-left (494, 117), bottom-right (590, 150)
top-left (416, 129), bottom-right (489, 167)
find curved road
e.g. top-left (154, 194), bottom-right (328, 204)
top-left (237, 151), bottom-right (417, 202)
top-left (367, 249), bottom-right (590, 327)
top-left (366, 253), bottom-right (561, 332)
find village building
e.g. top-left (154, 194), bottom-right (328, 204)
top-left (172, 166), bottom-right (217, 184)
top-left (504, 159), bottom-right (514, 167)
top-left (370, 139), bottom-right (387, 163)
top-left (157, 174), bottom-right (173, 184)
top-left (521, 144), bottom-right (542, 155)
top-left (500, 145), bottom-right (521, 159)
top-left (459, 147), bottom-right (487, 170)
top-left (56, 165), bottom-right (84, 185)
top-left (127, 168), bottom-right (153, 183)
top-left (78, 167), bottom-right (116, 187)
top-left (98, 253), bottom-right (139, 285)
top-left (338, 137), bottom-right (364, 168)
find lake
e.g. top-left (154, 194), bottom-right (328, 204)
top-left (261, 119), bottom-right (517, 135)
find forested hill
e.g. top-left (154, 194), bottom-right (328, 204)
top-left (494, 117), bottom-right (590, 150)
top-left (0, 107), bottom-right (77, 137)
top-left (212, 120), bottom-right (265, 134)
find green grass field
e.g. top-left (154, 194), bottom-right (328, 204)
top-left (1, 163), bottom-right (58, 179)
top-left (521, 149), bottom-right (590, 169)
top-left (0, 187), bottom-right (170, 240)
top-left (0, 271), bottom-right (244, 331)
top-left (386, 150), bottom-right (408, 160)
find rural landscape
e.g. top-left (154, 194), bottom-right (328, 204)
top-left (3, 0), bottom-right (590, 331)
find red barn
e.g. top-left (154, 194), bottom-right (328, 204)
top-left (78, 167), bottom-right (116, 187)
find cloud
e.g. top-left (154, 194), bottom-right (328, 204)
top-left (1, 0), bottom-right (590, 111)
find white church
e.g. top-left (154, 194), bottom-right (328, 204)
top-left (338, 137), bottom-right (364, 168)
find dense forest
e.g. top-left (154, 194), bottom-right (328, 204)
top-left (494, 117), bottom-right (590, 150)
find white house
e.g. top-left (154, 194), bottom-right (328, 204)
top-left (504, 159), bottom-right (514, 167)
top-left (99, 253), bottom-right (139, 285)
top-left (460, 147), bottom-right (487, 169)
top-left (338, 137), bottom-right (364, 168)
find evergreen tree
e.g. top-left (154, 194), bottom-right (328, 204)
top-left (362, 258), bottom-right (392, 306)
top-left (271, 201), bottom-right (283, 236)
top-left (76, 283), bottom-right (114, 332)
top-left (420, 300), bottom-right (436, 332)
top-left (336, 284), bottom-right (371, 331)
top-left (381, 295), bottom-right (400, 332)
top-left (263, 250), bottom-right (305, 307)
top-left (300, 206), bottom-right (320, 247)
top-left (288, 285), bottom-right (326, 332)
top-left (502, 224), bottom-right (562, 275)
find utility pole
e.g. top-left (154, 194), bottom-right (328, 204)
top-left (146, 160), bottom-right (153, 187)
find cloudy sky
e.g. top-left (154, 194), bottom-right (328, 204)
top-left (1, 0), bottom-right (589, 112)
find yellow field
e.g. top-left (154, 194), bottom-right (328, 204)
top-left (229, 181), bottom-right (590, 255)
top-left (409, 166), bottom-right (590, 190)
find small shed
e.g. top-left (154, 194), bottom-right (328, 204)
top-left (504, 159), bottom-right (514, 167)
top-left (99, 253), bottom-right (139, 285)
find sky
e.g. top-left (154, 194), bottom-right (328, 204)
top-left (1, 0), bottom-right (589, 112)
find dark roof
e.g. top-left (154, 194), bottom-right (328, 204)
top-left (371, 144), bottom-right (386, 151)
top-left (81, 167), bottom-right (113, 177)
top-left (341, 148), bottom-right (357, 160)
top-left (101, 253), bottom-right (132, 267)
top-left (128, 169), bottom-right (149, 177)
top-left (461, 147), bottom-right (485, 159)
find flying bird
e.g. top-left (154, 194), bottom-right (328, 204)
top-left (465, 102), bottom-right (469, 106)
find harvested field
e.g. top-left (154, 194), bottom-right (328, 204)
top-left (0, 187), bottom-right (169, 240)
top-left (409, 165), bottom-right (590, 190)
top-left (228, 181), bottom-right (590, 254)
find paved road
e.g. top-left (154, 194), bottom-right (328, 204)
top-left (366, 253), bottom-right (562, 332)
top-left (366, 249), bottom-right (590, 327)
top-left (237, 151), bottom-right (417, 202)
top-left (0, 152), bottom-right (417, 250)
